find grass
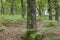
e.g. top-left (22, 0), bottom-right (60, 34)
top-left (0, 14), bottom-right (27, 22)
top-left (0, 14), bottom-right (59, 22)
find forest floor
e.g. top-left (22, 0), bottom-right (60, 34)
top-left (0, 20), bottom-right (60, 40)
top-left (0, 20), bottom-right (26, 40)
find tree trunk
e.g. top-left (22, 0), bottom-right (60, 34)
top-left (54, 0), bottom-right (59, 20)
top-left (48, 0), bottom-right (52, 20)
top-left (1, 0), bottom-right (5, 14)
top-left (24, 0), bottom-right (36, 40)
top-left (27, 0), bottom-right (36, 29)
top-left (11, 0), bottom-right (15, 14)
top-left (38, 0), bottom-right (42, 16)
top-left (21, 0), bottom-right (25, 18)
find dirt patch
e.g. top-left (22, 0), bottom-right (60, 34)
top-left (0, 21), bottom-right (26, 40)
top-left (0, 21), bottom-right (60, 40)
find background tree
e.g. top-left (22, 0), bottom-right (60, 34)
top-left (48, 0), bottom-right (52, 20)
top-left (1, 0), bottom-right (5, 14)
top-left (38, 0), bottom-right (42, 16)
top-left (54, 0), bottom-right (59, 20)
top-left (21, 0), bottom-right (25, 18)
top-left (11, 0), bottom-right (15, 14)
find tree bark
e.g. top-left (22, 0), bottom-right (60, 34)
top-left (11, 0), bottom-right (15, 14)
top-left (24, 0), bottom-right (36, 40)
top-left (54, 0), bottom-right (59, 20)
top-left (1, 0), bottom-right (5, 14)
top-left (48, 0), bottom-right (52, 20)
top-left (38, 0), bottom-right (42, 16)
top-left (27, 0), bottom-right (36, 29)
top-left (21, 0), bottom-right (25, 18)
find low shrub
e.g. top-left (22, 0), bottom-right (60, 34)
top-left (43, 20), bottom-right (57, 27)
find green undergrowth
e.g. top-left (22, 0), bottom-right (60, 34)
top-left (43, 20), bottom-right (57, 27)
top-left (22, 27), bottom-right (60, 40)
top-left (37, 16), bottom-right (48, 21)
top-left (0, 14), bottom-right (27, 22)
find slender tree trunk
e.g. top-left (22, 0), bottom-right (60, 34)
top-left (21, 0), bottom-right (25, 18)
top-left (24, 0), bottom-right (36, 40)
top-left (48, 0), bottom-right (52, 20)
top-left (54, 0), bottom-right (59, 20)
top-left (11, 0), bottom-right (15, 14)
top-left (38, 0), bottom-right (42, 16)
top-left (38, 4), bottom-right (42, 16)
top-left (1, 0), bottom-right (5, 14)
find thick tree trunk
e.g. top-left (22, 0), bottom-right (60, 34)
top-left (48, 0), bottom-right (52, 20)
top-left (24, 0), bottom-right (36, 40)
top-left (54, 0), bottom-right (59, 20)
top-left (27, 0), bottom-right (36, 29)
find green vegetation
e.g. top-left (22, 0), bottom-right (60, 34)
top-left (43, 20), bottom-right (57, 27)
top-left (0, 0), bottom-right (60, 40)
top-left (0, 14), bottom-right (27, 22)
top-left (23, 27), bottom-right (60, 40)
